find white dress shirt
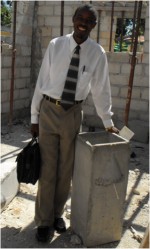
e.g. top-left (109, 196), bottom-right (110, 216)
top-left (31, 33), bottom-right (114, 128)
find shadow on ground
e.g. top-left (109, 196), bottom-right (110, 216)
top-left (1, 222), bottom-right (120, 248)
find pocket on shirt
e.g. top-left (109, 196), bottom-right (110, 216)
top-left (78, 72), bottom-right (92, 89)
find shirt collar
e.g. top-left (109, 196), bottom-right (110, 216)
top-left (70, 32), bottom-right (89, 52)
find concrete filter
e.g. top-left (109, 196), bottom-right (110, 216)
top-left (71, 131), bottom-right (130, 247)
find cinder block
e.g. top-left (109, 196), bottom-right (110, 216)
top-left (82, 105), bottom-right (96, 116)
top-left (110, 75), bottom-right (128, 86)
top-left (64, 5), bottom-right (73, 15)
top-left (128, 120), bottom-right (149, 143)
top-left (1, 56), bottom-right (12, 67)
top-left (142, 54), bottom-right (149, 64)
top-left (53, 5), bottom-right (60, 14)
top-left (121, 64), bottom-right (130, 74)
top-left (38, 6), bottom-right (53, 16)
top-left (52, 27), bottom-right (60, 38)
top-left (17, 35), bottom-right (32, 47)
top-left (54, 5), bottom-right (71, 16)
top-left (41, 37), bottom-right (50, 48)
top-left (109, 63), bottom-right (121, 74)
top-left (100, 38), bottom-right (107, 48)
top-left (144, 41), bottom-right (149, 53)
top-left (19, 88), bottom-right (30, 99)
top-left (1, 68), bottom-right (11, 80)
top-left (46, 1), bottom-right (59, 6)
top-left (71, 132), bottom-right (130, 247)
top-left (15, 78), bottom-right (27, 89)
top-left (21, 25), bottom-right (32, 37)
top-left (1, 92), bottom-right (9, 102)
top-left (14, 89), bottom-right (20, 100)
top-left (132, 87), bottom-right (141, 99)
top-left (112, 97), bottom-right (126, 109)
top-left (15, 57), bottom-right (31, 67)
top-left (64, 16), bottom-right (73, 26)
top-left (45, 16), bottom-right (60, 26)
top-left (100, 31), bottom-right (111, 39)
top-left (38, 16), bottom-right (45, 26)
top-left (20, 67), bottom-right (31, 78)
top-left (120, 86), bottom-right (128, 98)
top-left (139, 112), bottom-right (149, 122)
top-left (41, 27), bottom-right (52, 37)
top-left (107, 52), bottom-right (129, 63)
top-left (1, 102), bottom-right (9, 113)
top-left (24, 98), bottom-right (30, 108)
top-left (100, 16), bottom-right (111, 31)
top-left (141, 88), bottom-right (149, 100)
top-left (17, 15), bottom-right (33, 26)
top-left (130, 99), bottom-right (148, 112)
top-left (38, 1), bottom-right (45, 6)
top-left (144, 31), bottom-right (149, 42)
top-left (1, 80), bottom-right (10, 91)
top-left (134, 64), bottom-right (143, 75)
top-left (133, 76), bottom-right (148, 87)
top-left (145, 65), bottom-right (149, 76)
top-left (120, 87), bottom-right (141, 99)
top-left (21, 46), bottom-right (31, 56)
top-left (63, 27), bottom-right (72, 36)
top-left (90, 29), bottom-right (98, 40)
top-left (14, 99), bottom-right (26, 110)
top-left (111, 86), bottom-right (120, 97)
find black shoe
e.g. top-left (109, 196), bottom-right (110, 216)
top-left (54, 218), bottom-right (66, 233)
top-left (36, 226), bottom-right (50, 242)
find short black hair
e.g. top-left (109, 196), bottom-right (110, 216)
top-left (73, 4), bottom-right (98, 22)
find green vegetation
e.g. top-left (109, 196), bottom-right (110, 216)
top-left (1, 0), bottom-right (12, 26)
top-left (114, 18), bottom-right (145, 52)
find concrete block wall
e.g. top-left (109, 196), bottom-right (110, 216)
top-left (1, 1), bottom-right (35, 124)
top-left (82, 2), bottom-right (149, 143)
top-left (84, 47), bottom-right (149, 141)
top-left (30, 0), bottom-right (83, 92)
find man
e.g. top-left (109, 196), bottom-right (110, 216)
top-left (31, 3), bottom-right (119, 242)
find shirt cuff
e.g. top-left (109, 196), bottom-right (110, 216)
top-left (31, 114), bottom-right (39, 124)
top-left (103, 119), bottom-right (114, 128)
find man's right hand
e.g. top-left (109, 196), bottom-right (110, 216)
top-left (31, 124), bottom-right (39, 137)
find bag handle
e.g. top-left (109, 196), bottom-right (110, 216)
top-left (23, 137), bottom-right (38, 151)
top-left (29, 136), bottom-right (38, 145)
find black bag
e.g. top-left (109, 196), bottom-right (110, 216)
top-left (16, 137), bottom-right (41, 185)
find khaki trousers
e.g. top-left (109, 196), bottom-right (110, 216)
top-left (35, 98), bottom-right (82, 226)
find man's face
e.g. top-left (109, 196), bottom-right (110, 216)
top-left (73, 8), bottom-right (97, 44)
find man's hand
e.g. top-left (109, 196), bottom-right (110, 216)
top-left (105, 126), bottom-right (119, 134)
top-left (31, 124), bottom-right (39, 137)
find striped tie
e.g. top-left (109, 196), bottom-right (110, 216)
top-left (61, 45), bottom-right (80, 110)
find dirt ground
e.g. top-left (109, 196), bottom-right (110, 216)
top-left (1, 119), bottom-right (149, 248)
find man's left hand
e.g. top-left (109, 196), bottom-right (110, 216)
top-left (106, 126), bottom-right (119, 134)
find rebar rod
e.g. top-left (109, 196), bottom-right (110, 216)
top-left (60, 1), bottom-right (64, 36)
top-left (97, 10), bottom-right (101, 43)
top-left (109, 1), bottom-right (114, 51)
top-left (124, 1), bottom-right (143, 126)
top-left (131, 1), bottom-right (138, 52)
top-left (120, 11), bottom-right (125, 52)
top-left (8, 1), bottom-right (17, 130)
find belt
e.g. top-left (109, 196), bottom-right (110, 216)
top-left (43, 94), bottom-right (83, 106)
